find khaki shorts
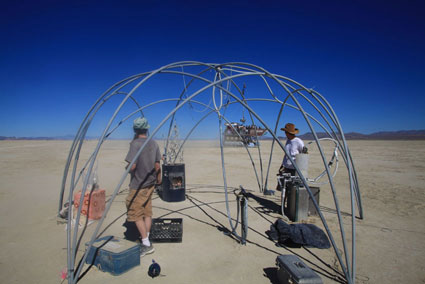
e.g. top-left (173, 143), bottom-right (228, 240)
top-left (126, 186), bottom-right (155, 221)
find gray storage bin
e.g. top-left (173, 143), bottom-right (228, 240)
top-left (276, 254), bottom-right (322, 284)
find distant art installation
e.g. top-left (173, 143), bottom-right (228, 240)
top-left (58, 61), bottom-right (362, 284)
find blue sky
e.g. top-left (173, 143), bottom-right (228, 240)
top-left (1, 0), bottom-right (424, 138)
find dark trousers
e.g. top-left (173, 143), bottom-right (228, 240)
top-left (283, 168), bottom-right (296, 176)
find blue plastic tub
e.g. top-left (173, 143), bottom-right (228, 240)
top-left (85, 236), bottom-right (140, 275)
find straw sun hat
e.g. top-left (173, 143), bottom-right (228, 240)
top-left (280, 123), bottom-right (299, 135)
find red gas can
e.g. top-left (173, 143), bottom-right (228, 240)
top-left (74, 189), bottom-right (106, 220)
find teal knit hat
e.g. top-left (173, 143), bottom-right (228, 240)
top-left (133, 117), bottom-right (150, 130)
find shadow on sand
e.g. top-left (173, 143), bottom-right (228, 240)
top-left (75, 185), bottom-right (347, 283)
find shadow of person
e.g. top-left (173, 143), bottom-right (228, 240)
top-left (122, 220), bottom-right (141, 241)
top-left (263, 267), bottom-right (280, 284)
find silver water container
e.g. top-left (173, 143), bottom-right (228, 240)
top-left (294, 153), bottom-right (309, 179)
top-left (284, 152), bottom-right (310, 222)
top-left (285, 184), bottom-right (321, 222)
top-left (285, 180), bottom-right (309, 222)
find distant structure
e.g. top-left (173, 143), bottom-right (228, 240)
top-left (58, 61), bottom-right (362, 284)
top-left (223, 122), bottom-right (267, 147)
top-left (164, 124), bottom-right (184, 163)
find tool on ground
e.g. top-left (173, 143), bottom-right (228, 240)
top-left (148, 259), bottom-right (161, 278)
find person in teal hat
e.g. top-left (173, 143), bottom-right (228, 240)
top-left (125, 117), bottom-right (161, 256)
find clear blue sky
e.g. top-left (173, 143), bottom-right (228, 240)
top-left (1, 0), bottom-right (424, 138)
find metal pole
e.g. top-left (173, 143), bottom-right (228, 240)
top-left (62, 62), bottom-right (361, 284)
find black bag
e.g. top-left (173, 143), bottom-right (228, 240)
top-left (267, 219), bottom-right (330, 249)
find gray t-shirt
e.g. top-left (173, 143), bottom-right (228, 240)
top-left (125, 137), bottom-right (161, 189)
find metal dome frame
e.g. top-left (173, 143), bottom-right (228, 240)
top-left (58, 61), bottom-right (363, 284)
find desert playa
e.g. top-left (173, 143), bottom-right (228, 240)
top-left (0, 139), bottom-right (424, 283)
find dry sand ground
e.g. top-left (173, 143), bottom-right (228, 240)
top-left (0, 140), bottom-right (424, 283)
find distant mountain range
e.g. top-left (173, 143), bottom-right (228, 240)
top-left (1, 130), bottom-right (425, 140)
top-left (258, 130), bottom-right (425, 140)
top-left (0, 136), bottom-right (59, 140)
top-left (298, 130), bottom-right (425, 140)
top-left (0, 135), bottom-right (88, 141)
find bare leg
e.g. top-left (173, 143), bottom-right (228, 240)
top-left (135, 219), bottom-right (148, 239)
top-left (144, 216), bottom-right (152, 235)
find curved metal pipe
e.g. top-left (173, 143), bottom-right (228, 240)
top-left (170, 65), bottom-right (354, 282)
top-left (137, 67), bottom-right (355, 281)
top-left (63, 62), bottom-right (361, 284)
top-left (164, 66), bottom-right (214, 162)
top-left (265, 72), bottom-right (353, 282)
top-left (264, 97), bottom-right (287, 192)
top-left (71, 69), bottom-right (265, 281)
top-left (59, 75), bottom-right (144, 214)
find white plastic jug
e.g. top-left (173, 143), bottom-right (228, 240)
top-left (295, 153), bottom-right (309, 179)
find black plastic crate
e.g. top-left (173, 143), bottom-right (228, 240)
top-left (150, 218), bottom-right (183, 243)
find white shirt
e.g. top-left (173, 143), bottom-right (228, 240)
top-left (282, 137), bottom-right (304, 169)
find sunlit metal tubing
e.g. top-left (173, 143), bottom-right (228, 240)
top-left (61, 62), bottom-right (361, 284)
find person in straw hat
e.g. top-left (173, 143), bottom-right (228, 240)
top-left (279, 123), bottom-right (305, 176)
top-left (125, 117), bottom-right (161, 256)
